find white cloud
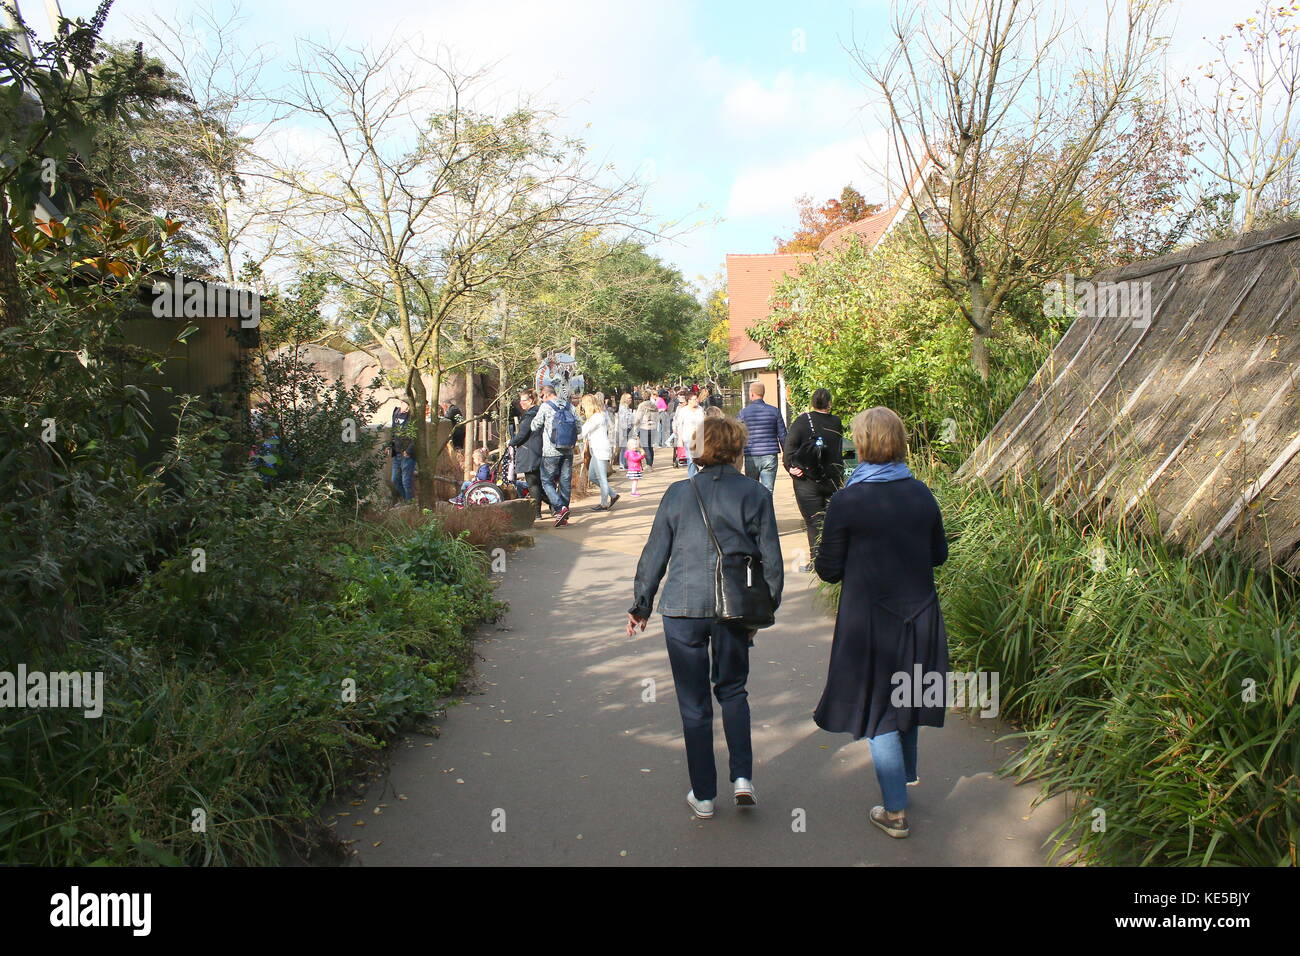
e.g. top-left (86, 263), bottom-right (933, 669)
top-left (725, 130), bottom-right (891, 221)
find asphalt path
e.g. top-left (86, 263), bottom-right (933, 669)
top-left (337, 457), bottom-right (1067, 866)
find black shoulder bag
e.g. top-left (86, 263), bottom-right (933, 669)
top-left (690, 476), bottom-right (775, 629)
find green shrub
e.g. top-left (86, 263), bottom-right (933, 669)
top-left (0, 519), bottom-right (502, 866)
top-left (931, 468), bottom-right (1299, 866)
top-left (751, 234), bottom-right (1061, 464)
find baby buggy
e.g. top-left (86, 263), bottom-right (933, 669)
top-left (671, 440), bottom-right (688, 468)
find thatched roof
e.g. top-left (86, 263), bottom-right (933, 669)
top-left (960, 219), bottom-right (1300, 572)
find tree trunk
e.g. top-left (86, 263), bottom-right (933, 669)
top-left (968, 278), bottom-right (991, 381)
top-left (497, 356), bottom-right (510, 456)
top-left (0, 191), bottom-right (26, 329)
top-left (463, 367), bottom-right (476, 481)
top-left (413, 367), bottom-right (439, 508)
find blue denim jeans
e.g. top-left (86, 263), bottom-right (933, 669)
top-left (541, 454), bottom-right (572, 511)
top-left (656, 411), bottom-right (671, 447)
top-left (662, 616), bottom-right (753, 801)
top-left (867, 726), bottom-right (920, 813)
top-left (745, 454), bottom-right (777, 493)
top-left (391, 454), bottom-right (415, 500)
top-left (588, 456), bottom-right (612, 507)
top-left (686, 442), bottom-right (698, 478)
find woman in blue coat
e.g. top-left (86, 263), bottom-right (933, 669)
top-left (813, 406), bottom-right (949, 839)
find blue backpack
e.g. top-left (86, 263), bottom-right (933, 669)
top-left (549, 400), bottom-right (578, 451)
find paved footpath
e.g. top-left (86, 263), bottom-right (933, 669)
top-left (338, 457), bottom-right (1067, 866)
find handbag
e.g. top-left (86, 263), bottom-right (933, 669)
top-left (690, 476), bottom-right (775, 629)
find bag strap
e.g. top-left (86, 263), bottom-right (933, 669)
top-left (689, 476), bottom-right (723, 558)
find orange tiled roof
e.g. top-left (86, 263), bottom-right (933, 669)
top-left (818, 159), bottom-right (934, 253)
top-left (725, 253), bottom-right (813, 366)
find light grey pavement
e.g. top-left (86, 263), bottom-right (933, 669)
top-left (337, 457), bottom-right (1068, 866)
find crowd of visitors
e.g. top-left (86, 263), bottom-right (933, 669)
top-left (369, 375), bottom-right (948, 844)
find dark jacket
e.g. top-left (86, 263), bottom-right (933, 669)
top-left (509, 405), bottom-right (544, 474)
top-left (443, 403), bottom-right (466, 449)
top-left (390, 409), bottom-right (415, 459)
top-left (631, 463), bottom-right (784, 619)
top-left (813, 476), bottom-right (949, 740)
top-left (737, 398), bottom-right (786, 457)
top-left (784, 410), bottom-right (845, 489)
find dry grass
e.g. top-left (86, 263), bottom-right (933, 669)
top-left (434, 504), bottom-right (513, 549)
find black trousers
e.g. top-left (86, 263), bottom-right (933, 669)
top-left (792, 478), bottom-right (838, 558)
top-left (639, 428), bottom-right (655, 467)
top-left (662, 616), bottom-right (753, 801)
top-left (523, 469), bottom-right (544, 518)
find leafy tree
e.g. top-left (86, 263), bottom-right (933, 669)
top-left (689, 275), bottom-right (736, 392)
top-left (751, 235), bottom-right (1061, 462)
top-left (774, 185), bottom-right (880, 253)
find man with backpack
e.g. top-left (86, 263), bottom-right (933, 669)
top-left (783, 388), bottom-right (845, 571)
top-left (531, 384), bottom-right (579, 526)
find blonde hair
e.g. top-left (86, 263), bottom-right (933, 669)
top-left (580, 394), bottom-right (602, 419)
top-left (620, 393), bottom-right (632, 407)
top-left (851, 406), bottom-right (907, 464)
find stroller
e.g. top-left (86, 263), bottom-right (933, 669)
top-left (671, 442), bottom-right (688, 468)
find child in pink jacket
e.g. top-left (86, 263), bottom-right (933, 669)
top-left (623, 437), bottom-right (647, 496)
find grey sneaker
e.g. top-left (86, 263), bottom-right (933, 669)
top-left (733, 778), bottom-right (757, 807)
top-left (687, 790), bottom-right (714, 819)
top-left (869, 805), bottom-right (910, 838)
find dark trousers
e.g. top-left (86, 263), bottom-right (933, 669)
top-left (792, 478), bottom-right (837, 557)
top-left (523, 469), bottom-right (544, 518)
top-left (662, 616), bottom-right (753, 801)
top-left (639, 429), bottom-right (655, 467)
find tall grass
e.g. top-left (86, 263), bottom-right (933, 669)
top-left (928, 467), bottom-right (1299, 866)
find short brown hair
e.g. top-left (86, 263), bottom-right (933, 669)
top-left (851, 406), bottom-right (907, 464)
top-left (519, 388), bottom-right (536, 404)
top-left (695, 415), bottom-right (747, 467)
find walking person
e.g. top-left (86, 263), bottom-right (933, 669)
top-left (531, 384), bottom-right (578, 527)
top-left (674, 391), bottom-right (705, 477)
top-left (736, 382), bottom-right (786, 494)
top-left (617, 394), bottom-right (636, 467)
top-left (812, 407), bottom-right (949, 840)
top-left (634, 395), bottom-right (658, 468)
top-left (388, 401), bottom-right (416, 501)
top-left (784, 388), bottom-right (845, 572)
top-left (655, 389), bottom-right (671, 447)
top-left (628, 416), bottom-right (784, 819)
top-left (623, 436), bottom-right (647, 496)
top-left (508, 388), bottom-right (546, 520)
top-left (581, 394), bottom-right (620, 511)
top-left (604, 394), bottom-right (621, 474)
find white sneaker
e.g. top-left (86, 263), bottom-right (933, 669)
top-left (733, 778), bottom-right (757, 807)
top-left (687, 790), bottom-right (714, 819)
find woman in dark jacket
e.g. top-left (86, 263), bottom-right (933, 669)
top-left (784, 388), bottom-right (844, 572)
top-left (508, 388), bottom-right (546, 519)
top-left (813, 406), bottom-right (948, 840)
top-left (628, 416), bottom-right (784, 820)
